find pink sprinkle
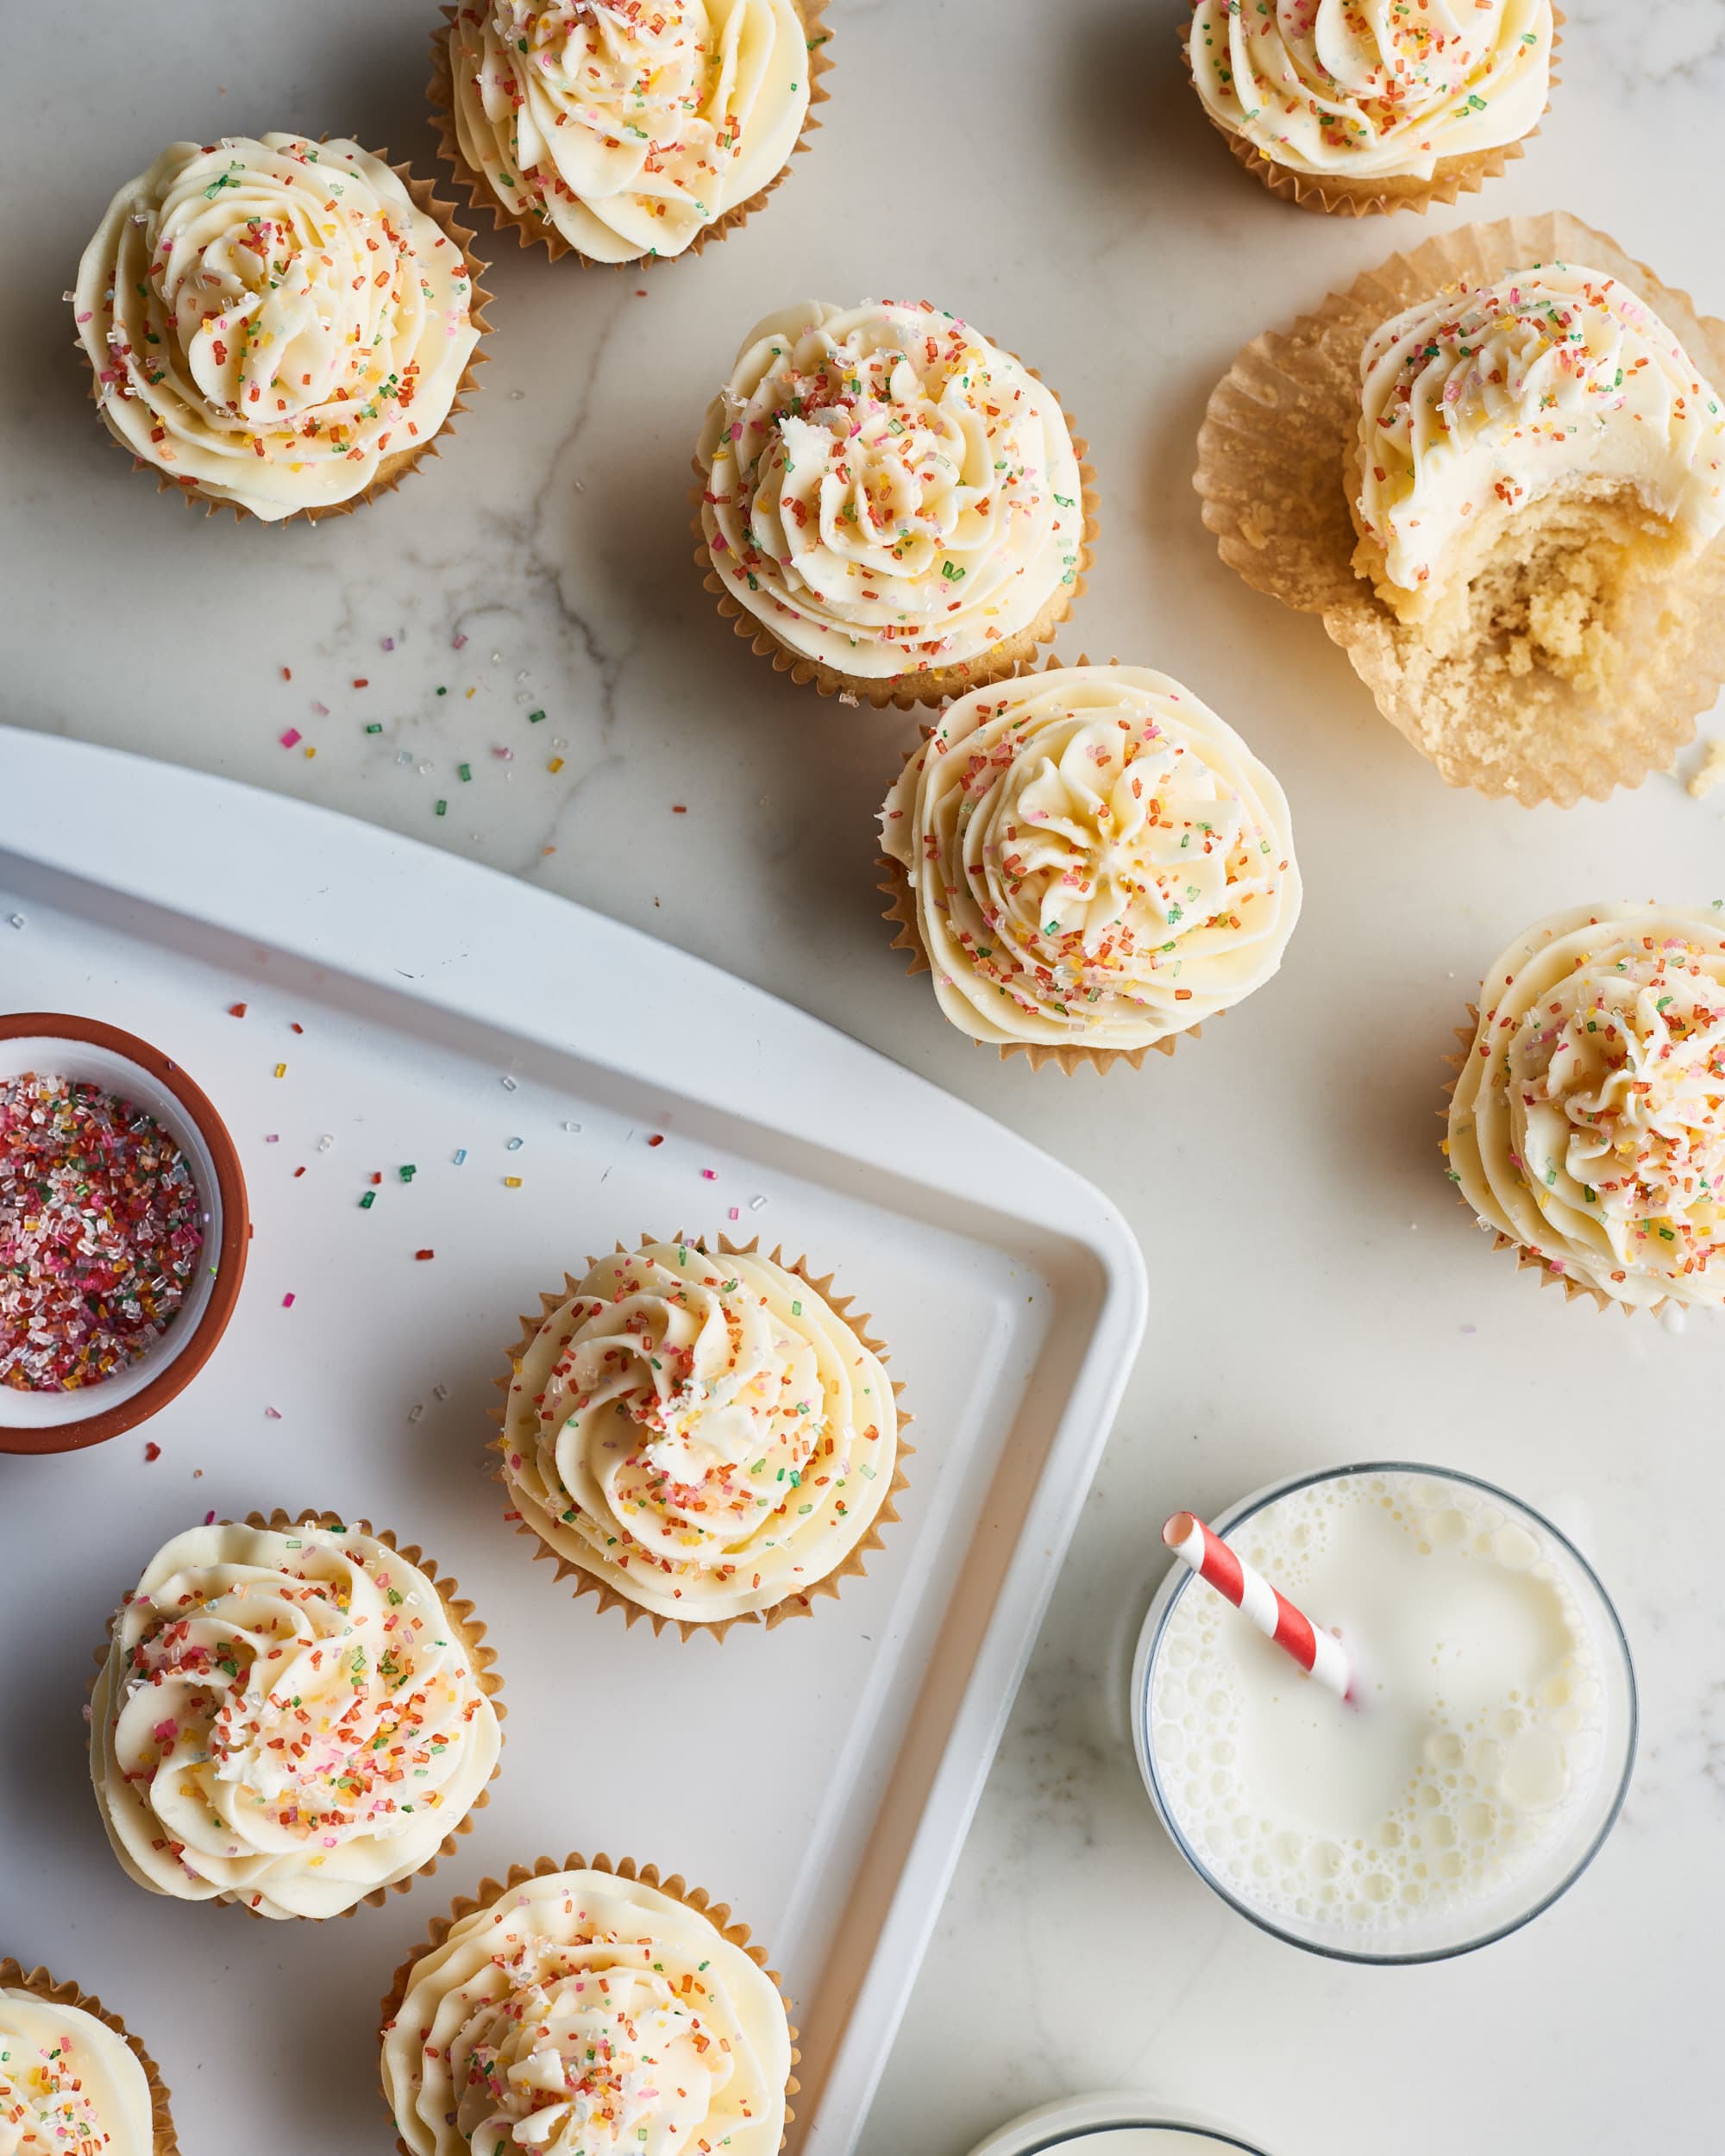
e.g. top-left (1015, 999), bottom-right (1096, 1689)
top-left (701, 1168), bottom-right (717, 1181)
top-left (492, 746), bottom-right (513, 761)
top-left (728, 1206), bottom-right (740, 1221)
top-left (279, 728), bottom-right (302, 749)
top-left (452, 632), bottom-right (468, 650)
top-left (323, 1836), bottom-right (338, 1849)
top-left (204, 1509), bottom-right (216, 1526)
top-left (311, 700), bottom-right (329, 718)
top-left (281, 1292), bottom-right (296, 1309)
top-left (265, 1134), bottom-right (279, 1144)
top-left (382, 636), bottom-right (396, 651)
top-left (153, 1719), bottom-right (178, 1745)
top-left (77, 310), bottom-right (94, 324)
top-left (264, 1405), bottom-right (282, 1420)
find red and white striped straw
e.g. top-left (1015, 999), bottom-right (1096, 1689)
top-left (1162, 1511), bottom-right (1353, 1702)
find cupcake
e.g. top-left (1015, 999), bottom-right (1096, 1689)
top-left (89, 1512), bottom-right (504, 1919)
top-left (381, 1855), bottom-right (795, 2156)
top-left (1446, 903), bottom-right (1725, 1313)
top-left (1185, 0), bottom-right (1557, 217)
top-left (0, 1960), bottom-right (177, 2154)
top-left (1195, 212), bottom-right (1725, 805)
top-left (694, 299), bottom-right (1095, 706)
top-left (499, 1237), bottom-right (903, 1636)
top-left (72, 135), bottom-right (485, 520)
top-left (431, 0), bottom-right (827, 264)
top-left (879, 663), bottom-right (1301, 1071)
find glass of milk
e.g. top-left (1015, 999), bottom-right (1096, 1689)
top-left (1131, 1463), bottom-right (1637, 1962)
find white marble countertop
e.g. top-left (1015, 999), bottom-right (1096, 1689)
top-left (5, 3), bottom-right (1723, 2152)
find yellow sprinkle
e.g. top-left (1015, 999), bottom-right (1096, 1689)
top-left (548, 757), bottom-right (565, 774)
top-left (304, 746), bottom-right (316, 759)
top-left (465, 686), bottom-right (477, 699)
top-left (504, 1175), bottom-right (523, 1188)
top-left (273, 1062), bottom-right (287, 1079)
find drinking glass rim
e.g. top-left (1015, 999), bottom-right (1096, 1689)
top-left (1132, 1458), bottom-right (1639, 1966)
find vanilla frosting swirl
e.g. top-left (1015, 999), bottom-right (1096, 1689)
top-left (72, 135), bottom-right (479, 520)
top-left (1448, 903), bottom-right (1725, 1308)
top-left (881, 667), bottom-right (1301, 1052)
top-left (447, 0), bottom-right (810, 264)
top-left (90, 1520), bottom-right (501, 1920)
top-left (1355, 263), bottom-right (1725, 614)
top-left (502, 1240), bottom-right (896, 1622)
top-left (0, 1990), bottom-right (154, 2156)
top-left (1189, 0), bottom-right (1552, 181)
top-left (383, 1868), bottom-right (791, 2156)
top-left (698, 300), bottom-right (1084, 682)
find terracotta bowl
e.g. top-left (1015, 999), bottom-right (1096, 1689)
top-left (0, 1013), bottom-right (249, 1453)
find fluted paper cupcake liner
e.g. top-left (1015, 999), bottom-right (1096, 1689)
top-left (79, 156), bottom-right (490, 526)
top-left (692, 374), bottom-right (1098, 709)
top-left (1181, 9), bottom-right (1563, 219)
top-left (1440, 1008), bottom-right (1645, 1317)
top-left (429, 0), bottom-right (831, 266)
top-left (0, 1957), bottom-right (180, 2155)
top-left (87, 1508), bottom-right (506, 1919)
top-left (379, 1852), bottom-right (800, 2156)
top-left (1195, 210), bottom-right (1725, 805)
top-left (494, 1235), bottom-right (911, 1640)
top-left (877, 652), bottom-right (1206, 1071)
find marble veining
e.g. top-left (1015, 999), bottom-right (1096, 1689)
top-left (3, 3), bottom-right (1722, 2154)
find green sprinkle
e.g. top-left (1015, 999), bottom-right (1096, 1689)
top-left (529, 709), bottom-right (546, 723)
top-left (359, 1191), bottom-right (375, 1210)
top-left (458, 761), bottom-right (473, 782)
top-left (436, 799), bottom-right (448, 817)
top-left (364, 722), bottom-right (382, 735)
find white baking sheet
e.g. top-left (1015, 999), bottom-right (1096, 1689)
top-left (0, 727), bottom-right (1145, 2156)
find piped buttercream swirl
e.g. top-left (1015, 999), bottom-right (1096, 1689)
top-left (446, 0), bottom-right (810, 264)
top-left (1448, 902), bottom-right (1725, 1308)
top-left (1189, 0), bottom-right (1552, 183)
top-left (502, 1240), bottom-right (896, 1623)
top-left (382, 1868), bottom-right (791, 2156)
top-left (698, 299), bottom-right (1083, 683)
top-left (1354, 262), bottom-right (1725, 617)
top-left (0, 1990), bottom-right (154, 2156)
top-left (880, 666), bottom-right (1301, 1052)
top-left (90, 1520), bottom-right (501, 1919)
top-left (72, 135), bottom-right (478, 519)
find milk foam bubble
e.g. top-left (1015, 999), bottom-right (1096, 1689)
top-left (1147, 1473), bottom-right (1609, 1935)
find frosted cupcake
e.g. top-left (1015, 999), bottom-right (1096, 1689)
top-left (381, 1855), bottom-right (795, 2156)
top-left (1446, 902), bottom-right (1725, 1312)
top-left (499, 1237), bottom-right (902, 1636)
top-left (0, 1960), bottom-right (176, 2154)
top-left (1195, 213), bottom-right (1725, 804)
top-left (695, 299), bottom-right (1095, 705)
top-left (1186, 0), bottom-right (1557, 216)
top-left (880, 664), bottom-right (1301, 1071)
top-left (431, 0), bottom-right (827, 264)
top-left (72, 135), bottom-right (484, 520)
top-left (89, 1513), bottom-right (504, 1919)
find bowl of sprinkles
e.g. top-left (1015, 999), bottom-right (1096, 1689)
top-left (0, 1012), bottom-right (248, 1452)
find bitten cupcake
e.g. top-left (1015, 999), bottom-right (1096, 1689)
top-left (1195, 212), bottom-right (1725, 805)
top-left (695, 299), bottom-right (1094, 705)
top-left (381, 1855), bottom-right (795, 2156)
top-left (1446, 902), bottom-right (1725, 1312)
top-left (72, 135), bottom-right (484, 520)
top-left (1186, 0), bottom-right (1557, 217)
top-left (89, 1513), bottom-right (504, 1919)
top-left (880, 664), bottom-right (1301, 1071)
top-left (499, 1237), bottom-right (902, 1635)
top-left (432, 0), bottom-right (826, 264)
top-left (0, 1960), bottom-right (177, 2154)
